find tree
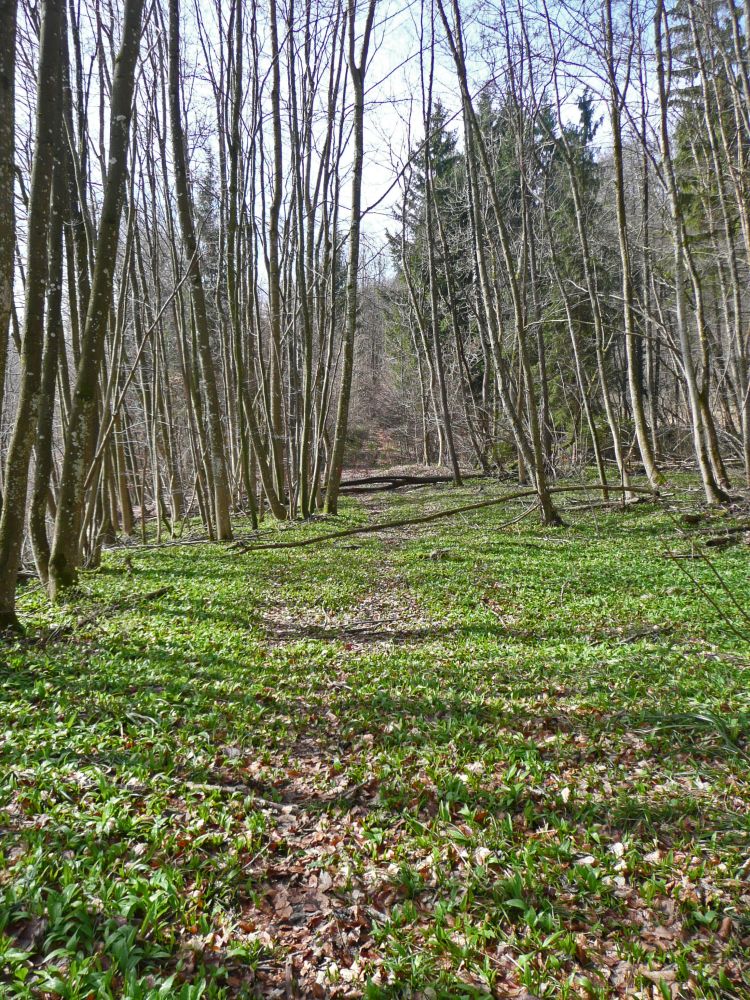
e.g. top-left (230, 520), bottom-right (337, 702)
top-left (47, 0), bottom-right (147, 598)
top-left (165, 0), bottom-right (232, 540)
top-left (326, 0), bottom-right (378, 514)
top-left (654, 0), bottom-right (731, 504)
top-left (0, 0), bottom-right (62, 628)
top-left (0, 0), bottom-right (16, 453)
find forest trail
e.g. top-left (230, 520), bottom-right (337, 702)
top-left (2, 483), bottom-right (750, 997)
top-left (4, 0), bottom-right (750, 991)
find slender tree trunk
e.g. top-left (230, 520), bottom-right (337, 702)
top-left (437, 0), bottom-right (561, 524)
top-left (114, 412), bottom-right (134, 535)
top-left (0, 0), bottom-right (16, 451)
top-left (421, 6), bottom-right (461, 484)
top-left (604, 0), bottom-right (660, 489)
top-left (434, 205), bottom-right (488, 471)
top-left (425, 159), bottom-right (462, 484)
top-left (226, 0), bottom-right (258, 527)
top-left (0, 0), bottom-right (61, 627)
top-left (326, 0), bottom-right (377, 514)
top-left (654, 0), bottom-right (729, 505)
top-left (267, 0), bottom-right (287, 502)
top-left (166, 0), bottom-right (232, 539)
top-left (48, 0), bottom-right (146, 598)
top-left (31, 159), bottom-right (65, 584)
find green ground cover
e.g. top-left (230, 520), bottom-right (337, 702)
top-left (1, 481), bottom-right (749, 998)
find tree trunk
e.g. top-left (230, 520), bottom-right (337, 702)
top-left (0, 0), bottom-right (61, 627)
top-left (604, 0), bottom-right (660, 489)
top-left (326, 0), bottom-right (377, 514)
top-left (654, 0), bottom-right (729, 505)
top-left (166, 0), bottom-right (232, 539)
top-left (0, 0), bottom-right (16, 453)
top-left (31, 159), bottom-right (65, 585)
top-left (48, 0), bottom-right (146, 599)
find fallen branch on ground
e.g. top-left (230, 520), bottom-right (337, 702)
top-left (705, 530), bottom-right (749, 548)
top-left (235, 485), bottom-right (656, 552)
top-left (566, 496), bottom-right (661, 513)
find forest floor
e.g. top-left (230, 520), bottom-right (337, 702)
top-left (2, 479), bottom-right (750, 999)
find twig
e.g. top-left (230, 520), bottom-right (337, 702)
top-left (184, 781), bottom-right (294, 811)
top-left (37, 587), bottom-right (171, 647)
top-left (184, 778), bottom-right (373, 811)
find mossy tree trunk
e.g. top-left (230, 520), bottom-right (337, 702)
top-left (0, 0), bottom-right (61, 628)
top-left (48, 0), bottom-right (146, 599)
top-left (0, 0), bottom-right (16, 462)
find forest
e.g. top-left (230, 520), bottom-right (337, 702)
top-left (1, 0), bottom-right (750, 996)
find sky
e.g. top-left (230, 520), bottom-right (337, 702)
top-left (355, 0), bottom-right (621, 249)
top-left (9, 0), bottom-right (651, 284)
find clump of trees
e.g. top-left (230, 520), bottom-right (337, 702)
top-left (0, 0), bottom-right (376, 627)
top-left (387, 0), bottom-right (750, 520)
top-left (1, 0), bottom-right (749, 627)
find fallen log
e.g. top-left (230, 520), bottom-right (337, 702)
top-left (704, 534), bottom-right (743, 549)
top-left (337, 472), bottom-right (480, 494)
top-left (340, 472), bottom-right (461, 487)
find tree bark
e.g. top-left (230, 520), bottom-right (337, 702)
top-left (0, 0), bottom-right (16, 453)
top-left (31, 158), bottom-right (65, 585)
top-left (166, 0), bottom-right (233, 539)
top-left (48, 0), bottom-right (146, 598)
top-left (0, 0), bottom-right (61, 627)
top-left (326, 0), bottom-right (377, 514)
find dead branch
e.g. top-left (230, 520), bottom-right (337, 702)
top-left (236, 485), bottom-right (656, 552)
top-left (34, 587), bottom-right (171, 647)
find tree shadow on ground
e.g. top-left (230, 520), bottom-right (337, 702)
top-left (3, 628), bottom-right (748, 998)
